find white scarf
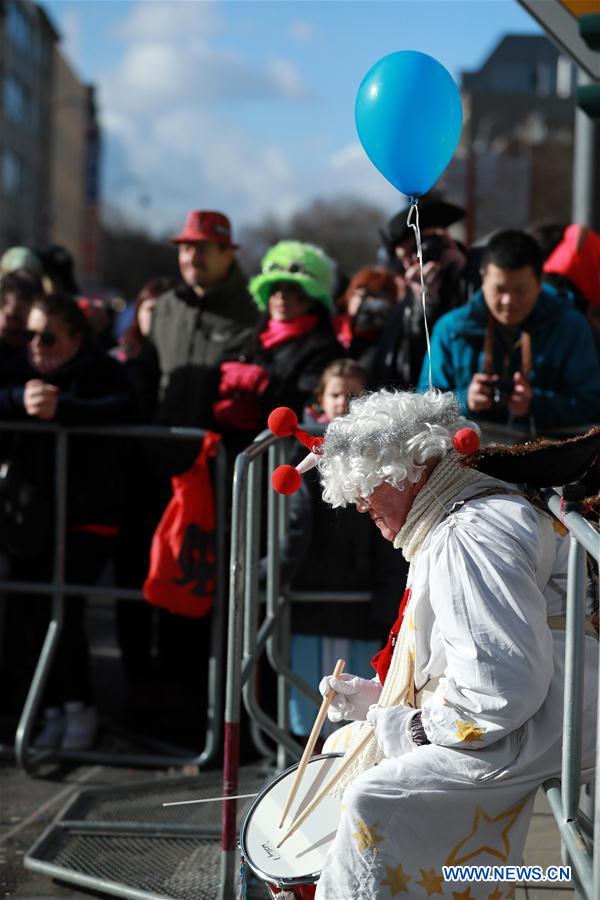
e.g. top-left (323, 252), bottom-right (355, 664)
top-left (394, 451), bottom-right (484, 561)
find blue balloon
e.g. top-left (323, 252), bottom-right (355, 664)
top-left (355, 51), bottom-right (462, 199)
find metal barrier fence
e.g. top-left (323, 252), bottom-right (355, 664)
top-left (220, 428), bottom-right (599, 899)
top-left (540, 489), bottom-right (600, 900)
top-left (0, 420), bottom-right (227, 773)
top-left (222, 430), bottom-right (343, 898)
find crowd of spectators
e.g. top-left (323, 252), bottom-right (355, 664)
top-left (0, 201), bottom-right (599, 753)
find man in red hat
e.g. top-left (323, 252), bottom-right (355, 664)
top-left (141, 211), bottom-right (258, 747)
top-left (149, 210), bottom-right (258, 435)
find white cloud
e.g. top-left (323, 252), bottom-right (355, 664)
top-left (93, 0), bottom-right (315, 231)
top-left (267, 59), bottom-right (309, 100)
top-left (94, 1), bottom-right (400, 235)
top-left (289, 19), bottom-right (316, 42)
top-left (114, 0), bottom-right (221, 43)
top-left (328, 143), bottom-right (365, 170)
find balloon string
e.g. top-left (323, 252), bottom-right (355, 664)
top-left (406, 201), bottom-right (432, 392)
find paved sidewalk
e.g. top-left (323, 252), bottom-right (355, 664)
top-left (0, 758), bottom-right (578, 899)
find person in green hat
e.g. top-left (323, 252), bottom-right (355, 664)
top-left (213, 240), bottom-right (344, 434)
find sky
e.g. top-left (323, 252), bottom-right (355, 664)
top-left (41, 0), bottom-right (542, 236)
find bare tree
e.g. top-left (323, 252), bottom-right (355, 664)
top-left (238, 196), bottom-right (387, 286)
top-left (99, 195), bottom-right (388, 299)
top-left (100, 217), bottom-right (179, 299)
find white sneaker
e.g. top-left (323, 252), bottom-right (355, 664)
top-left (61, 702), bottom-right (98, 751)
top-left (34, 707), bottom-right (65, 749)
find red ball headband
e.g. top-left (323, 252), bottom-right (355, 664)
top-left (267, 407), bottom-right (480, 495)
top-left (268, 407), bottom-right (324, 495)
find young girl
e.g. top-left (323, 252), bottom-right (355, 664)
top-left (279, 359), bottom-right (408, 741)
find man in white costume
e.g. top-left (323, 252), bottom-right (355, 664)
top-left (310, 389), bottom-right (597, 900)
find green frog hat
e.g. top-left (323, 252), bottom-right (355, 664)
top-left (249, 240), bottom-right (334, 312)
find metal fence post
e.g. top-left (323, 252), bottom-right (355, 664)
top-left (15, 428), bottom-right (68, 771)
top-left (541, 488), bottom-right (600, 900)
top-left (195, 441), bottom-right (227, 769)
top-left (562, 536), bottom-right (586, 820)
top-left (220, 449), bottom-right (249, 900)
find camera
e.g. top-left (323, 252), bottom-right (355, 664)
top-left (353, 296), bottom-right (393, 333)
top-left (492, 377), bottom-right (514, 408)
top-left (420, 234), bottom-right (446, 265)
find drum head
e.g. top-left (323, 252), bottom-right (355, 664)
top-left (240, 753), bottom-right (343, 888)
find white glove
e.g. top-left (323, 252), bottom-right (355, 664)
top-left (319, 673), bottom-right (382, 723)
top-left (366, 704), bottom-right (420, 758)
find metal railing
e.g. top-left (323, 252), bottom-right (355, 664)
top-left (0, 420), bottom-right (227, 773)
top-left (541, 489), bottom-right (600, 900)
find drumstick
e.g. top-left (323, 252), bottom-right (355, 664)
top-left (278, 657), bottom-right (346, 829)
top-left (277, 685), bottom-right (410, 849)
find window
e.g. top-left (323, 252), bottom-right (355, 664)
top-left (1, 149), bottom-right (26, 195)
top-left (556, 56), bottom-right (574, 99)
top-left (4, 73), bottom-right (30, 124)
top-left (6, 1), bottom-right (33, 52)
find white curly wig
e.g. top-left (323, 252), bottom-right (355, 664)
top-left (319, 389), bottom-right (479, 507)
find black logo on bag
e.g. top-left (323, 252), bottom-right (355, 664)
top-left (172, 524), bottom-right (216, 595)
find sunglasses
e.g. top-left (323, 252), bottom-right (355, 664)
top-left (24, 329), bottom-right (57, 348)
top-left (263, 260), bottom-right (317, 279)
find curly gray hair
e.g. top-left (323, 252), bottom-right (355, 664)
top-left (319, 389), bottom-right (479, 507)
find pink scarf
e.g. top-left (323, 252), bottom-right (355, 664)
top-left (259, 314), bottom-right (319, 350)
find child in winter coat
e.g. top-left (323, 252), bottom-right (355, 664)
top-left (278, 359), bottom-right (409, 741)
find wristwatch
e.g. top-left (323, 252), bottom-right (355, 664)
top-left (410, 711), bottom-right (431, 746)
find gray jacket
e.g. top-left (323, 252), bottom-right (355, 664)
top-left (149, 262), bottom-right (258, 427)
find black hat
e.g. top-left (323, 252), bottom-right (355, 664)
top-left (463, 427), bottom-right (600, 489)
top-left (380, 199), bottom-right (466, 254)
top-left (37, 245), bottom-right (80, 295)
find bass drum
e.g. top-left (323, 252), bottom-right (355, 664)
top-left (240, 753), bottom-right (343, 899)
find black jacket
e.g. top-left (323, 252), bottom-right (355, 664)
top-left (0, 341), bottom-right (32, 418)
top-left (1, 348), bottom-right (133, 528)
top-left (243, 315), bottom-right (344, 418)
top-left (273, 447), bottom-right (409, 642)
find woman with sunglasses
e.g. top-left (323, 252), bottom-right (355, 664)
top-left (5, 292), bottom-right (133, 751)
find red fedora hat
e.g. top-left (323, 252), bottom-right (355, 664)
top-left (170, 210), bottom-right (238, 247)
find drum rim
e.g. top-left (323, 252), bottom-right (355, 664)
top-left (239, 752), bottom-right (342, 888)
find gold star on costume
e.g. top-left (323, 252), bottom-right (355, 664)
top-left (352, 818), bottom-right (385, 853)
top-left (452, 889), bottom-right (474, 900)
top-left (415, 867), bottom-right (444, 896)
top-left (328, 723), bottom-right (355, 751)
top-left (446, 800), bottom-right (527, 865)
top-left (381, 863), bottom-right (412, 895)
top-left (488, 889), bottom-right (503, 900)
top-left (455, 720), bottom-right (485, 743)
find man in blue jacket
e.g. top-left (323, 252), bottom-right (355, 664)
top-left (417, 230), bottom-right (600, 431)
